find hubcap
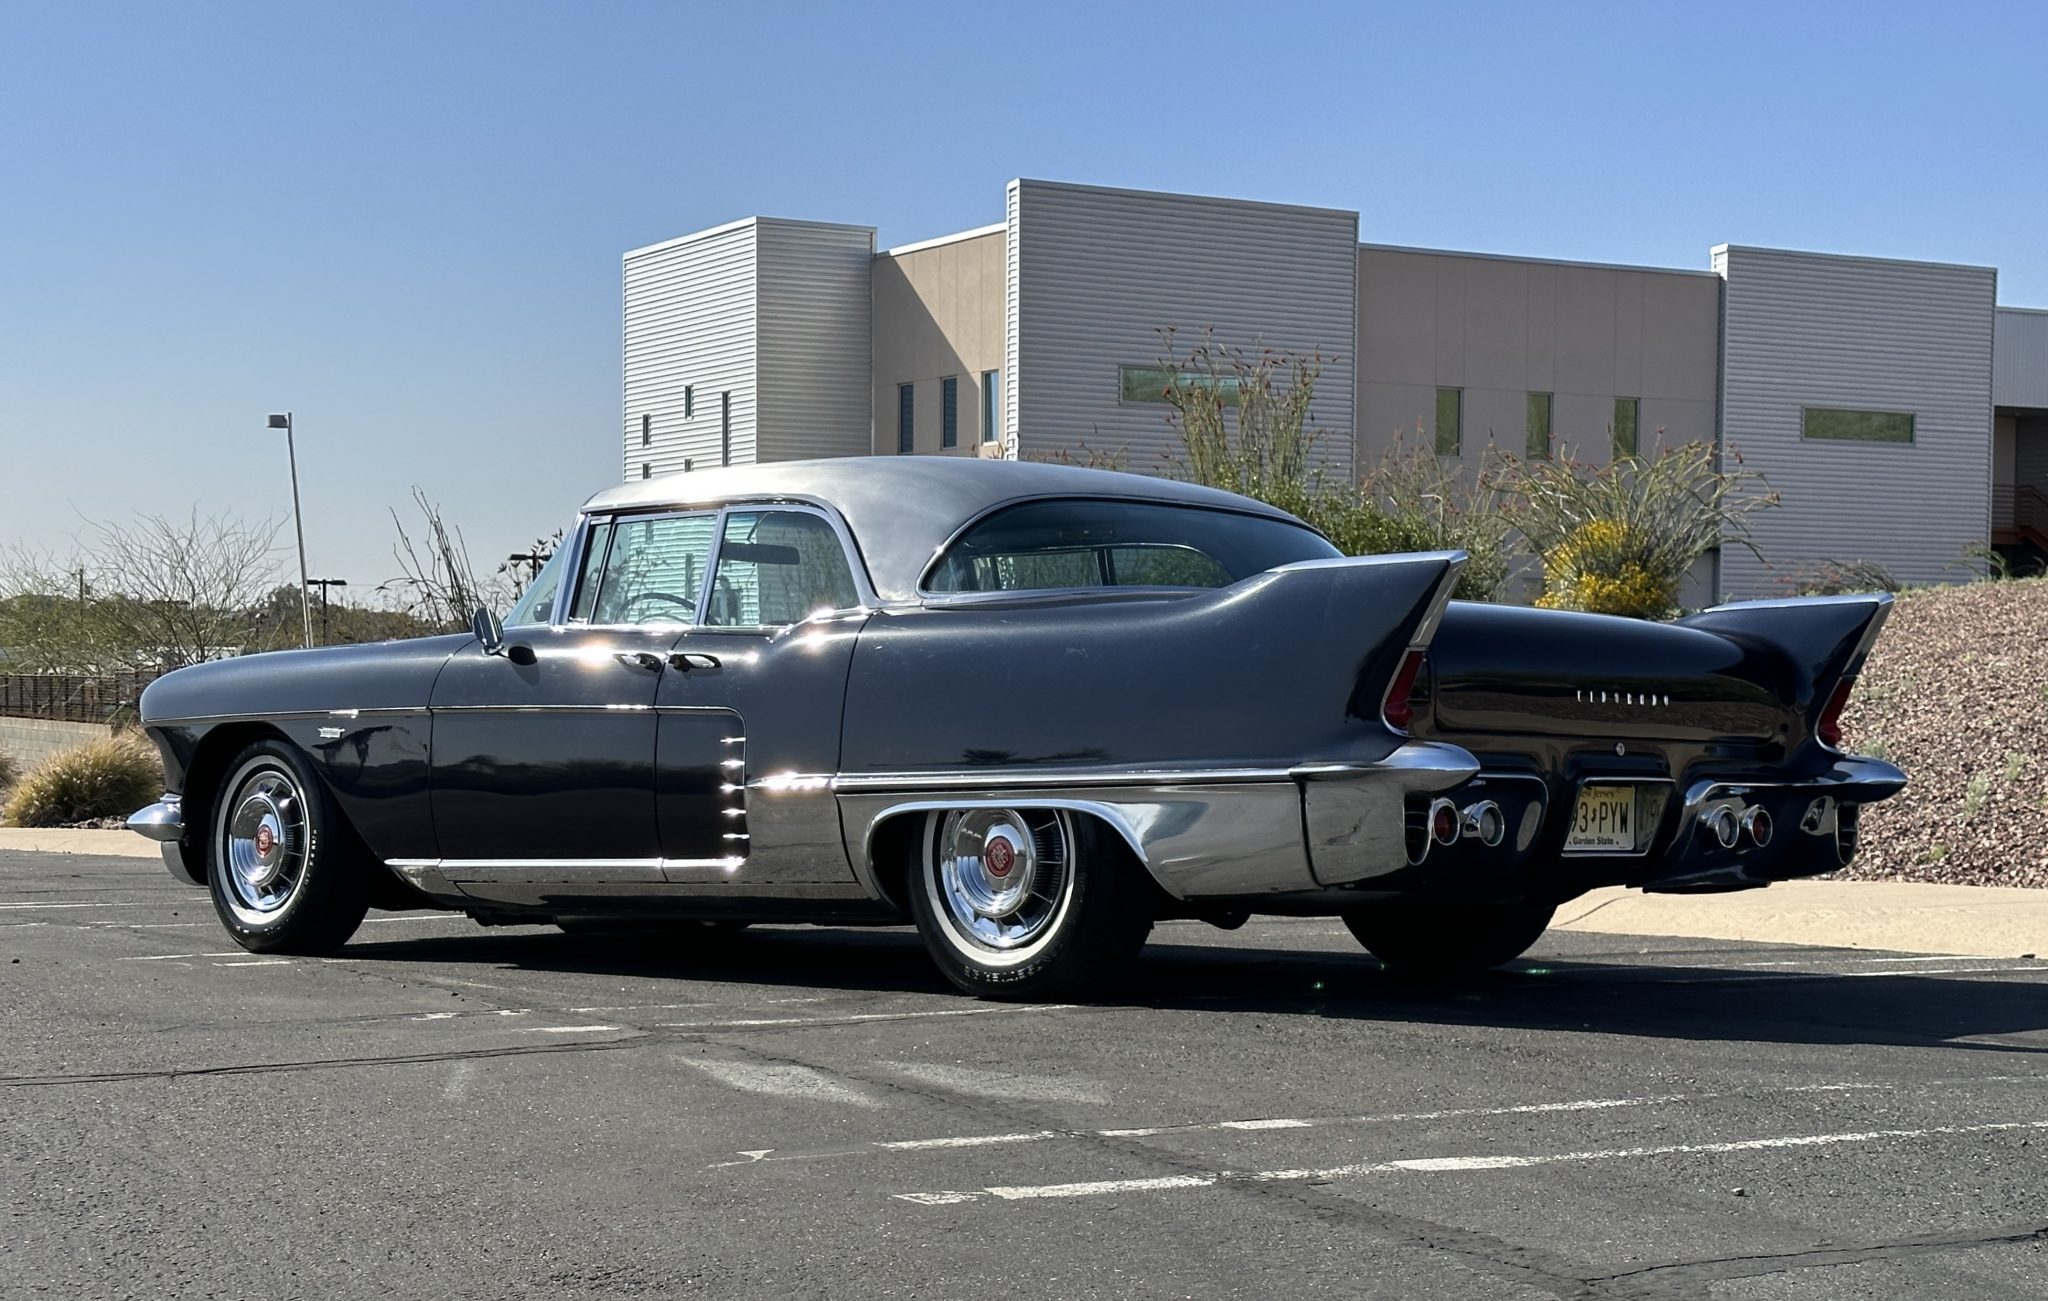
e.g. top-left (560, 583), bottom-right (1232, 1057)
top-left (931, 808), bottom-right (1073, 953)
top-left (221, 767), bottom-right (307, 917)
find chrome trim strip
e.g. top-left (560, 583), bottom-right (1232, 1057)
top-left (830, 767), bottom-right (1300, 793)
top-left (126, 797), bottom-right (183, 843)
top-left (147, 707), bottom-right (427, 727)
top-left (388, 856), bottom-right (746, 873)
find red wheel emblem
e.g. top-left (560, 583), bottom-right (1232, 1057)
top-left (984, 835), bottom-right (1016, 878)
top-left (254, 825), bottom-right (276, 856)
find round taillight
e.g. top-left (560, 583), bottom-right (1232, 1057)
top-left (1430, 800), bottom-right (1460, 846)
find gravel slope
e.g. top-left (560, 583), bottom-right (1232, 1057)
top-left (1837, 577), bottom-right (2048, 888)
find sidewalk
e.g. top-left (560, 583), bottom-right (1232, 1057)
top-left (2, 827), bottom-right (2042, 958)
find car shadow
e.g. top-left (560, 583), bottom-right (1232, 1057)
top-left (339, 919), bottom-right (2048, 1056)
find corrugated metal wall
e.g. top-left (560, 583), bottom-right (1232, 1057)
top-left (1715, 246), bottom-right (1996, 595)
top-left (757, 220), bottom-right (875, 463)
top-left (1995, 307), bottom-right (2048, 409)
top-left (1006, 180), bottom-right (1358, 477)
top-left (622, 220), bottom-right (758, 479)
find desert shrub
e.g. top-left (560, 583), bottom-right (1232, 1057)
top-left (1159, 337), bottom-right (1509, 601)
top-left (1502, 440), bottom-right (1777, 619)
top-left (0, 750), bottom-right (17, 795)
top-left (1777, 559), bottom-right (1902, 597)
top-left (1, 733), bottom-right (161, 828)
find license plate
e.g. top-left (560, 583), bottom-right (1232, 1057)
top-left (1565, 785), bottom-right (1638, 853)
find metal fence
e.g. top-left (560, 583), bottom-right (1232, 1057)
top-left (0, 671), bottom-right (165, 724)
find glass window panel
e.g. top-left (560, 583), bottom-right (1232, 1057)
top-left (1802, 408), bottom-right (1915, 443)
top-left (898, 383), bottom-right (915, 454)
top-left (706, 510), bottom-right (860, 627)
top-left (981, 370), bottom-right (1000, 443)
top-left (1118, 365), bottom-right (1243, 407)
top-left (1435, 388), bottom-right (1462, 457)
top-left (941, 376), bottom-right (958, 449)
top-left (1526, 392), bottom-right (1553, 459)
top-left (566, 521), bottom-right (614, 622)
top-left (926, 499), bottom-right (1337, 594)
top-left (503, 541), bottom-right (573, 628)
top-left (1613, 397), bottom-right (1640, 459)
top-left (587, 513), bottom-right (717, 625)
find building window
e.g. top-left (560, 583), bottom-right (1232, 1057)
top-left (898, 383), bottom-right (915, 454)
top-left (640, 413), bottom-right (651, 447)
top-left (982, 370), bottom-right (1001, 444)
top-left (1526, 392), bottom-right (1553, 459)
top-left (941, 376), bottom-right (959, 449)
top-left (1434, 388), bottom-right (1462, 457)
top-left (720, 392), bottom-right (732, 466)
top-left (1119, 364), bottom-right (1242, 407)
top-left (685, 386), bottom-right (695, 419)
top-left (1803, 407), bottom-right (1914, 444)
top-left (640, 463), bottom-right (651, 480)
top-left (1613, 397), bottom-right (1640, 459)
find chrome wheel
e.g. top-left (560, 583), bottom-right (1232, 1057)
top-left (219, 764), bottom-right (308, 924)
top-left (927, 808), bottom-right (1075, 961)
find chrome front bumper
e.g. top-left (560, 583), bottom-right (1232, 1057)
top-left (126, 797), bottom-right (184, 843)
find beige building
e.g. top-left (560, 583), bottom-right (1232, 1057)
top-left (623, 179), bottom-right (2048, 600)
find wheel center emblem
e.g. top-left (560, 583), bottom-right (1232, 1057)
top-left (254, 825), bottom-right (276, 856)
top-left (984, 835), bottom-right (1015, 879)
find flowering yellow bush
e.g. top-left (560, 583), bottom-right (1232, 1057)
top-left (1535, 517), bottom-right (1680, 618)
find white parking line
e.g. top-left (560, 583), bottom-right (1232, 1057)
top-left (120, 951), bottom-right (248, 961)
top-left (656, 1004), bottom-right (1076, 1032)
top-left (896, 1118), bottom-right (2048, 1205)
top-left (213, 959), bottom-right (290, 967)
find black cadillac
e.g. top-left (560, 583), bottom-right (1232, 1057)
top-left (128, 458), bottom-right (1904, 996)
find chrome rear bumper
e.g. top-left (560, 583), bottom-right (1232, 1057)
top-left (126, 797), bottom-right (184, 843)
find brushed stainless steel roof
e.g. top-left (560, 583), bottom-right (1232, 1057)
top-left (579, 457), bottom-right (1304, 604)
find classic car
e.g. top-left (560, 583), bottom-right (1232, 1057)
top-left (127, 458), bottom-right (1905, 996)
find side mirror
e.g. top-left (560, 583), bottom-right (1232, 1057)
top-left (470, 607), bottom-right (505, 655)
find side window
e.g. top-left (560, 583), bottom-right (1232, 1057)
top-left (706, 510), bottom-right (860, 627)
top-left (567, 521), bottom-right (614, 622)
top-left (584, 513), bottom-right (718, 625)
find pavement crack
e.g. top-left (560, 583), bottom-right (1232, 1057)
top-left (1583, 1223), bottom-right (2048, 1295)
top-left (0, 1034), bottom-right (649, 1088)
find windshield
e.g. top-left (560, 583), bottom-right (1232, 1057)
top-left (503, 539), bottom-right (574, 627)
top-left (924, 499), bottom-right (1338, 594)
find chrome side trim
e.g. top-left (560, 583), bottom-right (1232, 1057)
top-left (146, 707), bottom-right (427, 727)
top-left (389, 856), bottom-right (745, 876)
top-left (126, 797), bottom-right (184, 843)
top-left (831, 766), bottom-right (1302, 794)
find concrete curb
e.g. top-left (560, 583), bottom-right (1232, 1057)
top-left (1, 829), bottom-right (2041, 958)
top-left (0, 828), bottom-right (158, 859)
top-left (1553, 880), bottom-right (2047, 960)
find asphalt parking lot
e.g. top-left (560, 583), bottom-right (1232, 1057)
top-left (3, 851), bottom-right (2045, 1300)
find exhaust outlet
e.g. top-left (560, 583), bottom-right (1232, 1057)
top-left (1429, 798), bottom-right (1462, 848)
top-left (1460, 800), bottom-right (1505, 848)
top-left (1700, 805), bottom-right (1740, 850)
top-left (1740, 806), bottom-right (1773, 849)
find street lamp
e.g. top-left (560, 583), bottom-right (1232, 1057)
top-left (307, 577), bottom-right (348, 645)
top-left (266, 412), bottom-right (313, 649)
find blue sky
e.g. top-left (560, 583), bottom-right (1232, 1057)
top-left (2, 0), bottom-right (2043, 592)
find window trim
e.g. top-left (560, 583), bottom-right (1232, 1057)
top-left (914, 494), bottom-right (1333, 600)
top-left (554, 501), bottom-right (879, 631)
top-left (1800, 405), bottom-right (1916, 445)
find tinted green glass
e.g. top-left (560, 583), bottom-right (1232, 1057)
top-left (1803, 408), bottom-right (1914, 443)
top-left (1526, 392), bottom-right (1553, 458)
top-left (1613, 396), bottom-right (1640, 459)
top-left (1119, 365), bottom-right (1242, 407)
top-left (1435, 388), bottom-right (1462, 457)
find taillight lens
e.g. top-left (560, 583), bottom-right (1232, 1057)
top-left (1382, 647), bottom-right (1426, 732)
top-left (1816, 679), bottom-right (1854, 749)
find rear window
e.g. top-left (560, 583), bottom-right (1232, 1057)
top-left (924, 499), bottom-right (1337, 594)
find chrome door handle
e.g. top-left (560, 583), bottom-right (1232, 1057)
top-left (668, 652), bottom-right (721, 672)
top-left (616, 651), bottom-right (663, 672)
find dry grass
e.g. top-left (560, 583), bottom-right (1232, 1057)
top-left (1837, 576), bottom-right (2048, 888)
top-left (0, 732), bottom-right (162, 828)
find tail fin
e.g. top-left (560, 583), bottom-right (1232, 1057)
top-left (1677, 594), bottom-right (1892, 744)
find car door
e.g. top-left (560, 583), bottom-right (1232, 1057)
top-left (654, 505), bottom-right (869, 886)
top-left (428, 511), bottom-right (718, 881)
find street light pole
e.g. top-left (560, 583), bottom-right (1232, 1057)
top-left (267, 412), bottom-right (313, 649)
